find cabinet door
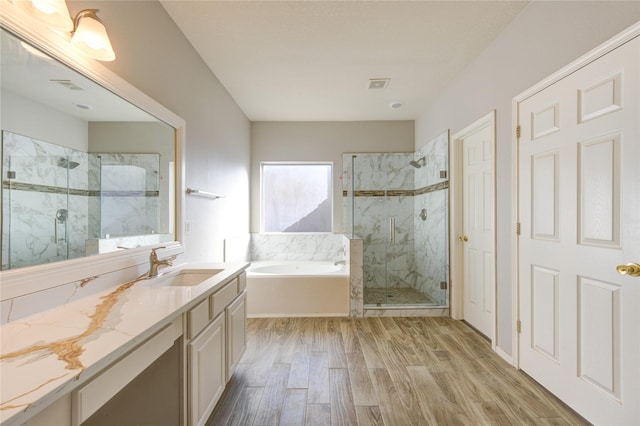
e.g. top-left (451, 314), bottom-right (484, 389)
top-left (226, 291), bottom-right (247, 379)
top-left (188, 313), bottom-right (225, 426)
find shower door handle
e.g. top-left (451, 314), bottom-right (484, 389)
top-left (389, 217), bottom-right (396, 243)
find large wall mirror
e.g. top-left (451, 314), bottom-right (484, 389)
top-left (0, 9), bottom-right (184, 278)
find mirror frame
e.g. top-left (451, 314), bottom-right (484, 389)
top-left (0, 3), bottom-right (185, 300)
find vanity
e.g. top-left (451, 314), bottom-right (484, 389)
top-left (1, 252), bottom-right (249, 426)
top-left (0, 3), bottom-right (245, 425)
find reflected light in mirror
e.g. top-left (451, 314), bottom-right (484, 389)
top-left (71, 9), bottom-right (115, 61)
top-left (17, 0), bottom-right (73, 32)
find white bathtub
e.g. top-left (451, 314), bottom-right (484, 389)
top-left (246, 261), bottom-right (350, 317)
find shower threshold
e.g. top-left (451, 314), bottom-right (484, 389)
top-left (364, 286), bottom-right (436, 305)
top-left (364, 303), bottom-right (446, 309)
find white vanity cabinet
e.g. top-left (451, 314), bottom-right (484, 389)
top-left (185, 271), bottom-right (247, 426)
top-left (187, 311), bottom-right (226, 426)
top-left (226, 290), bottom-right (247, 378)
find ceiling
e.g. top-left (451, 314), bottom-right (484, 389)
top-left (161, 1), bottom-right (528, 122)
top-left (0, 29), bottom-right (157, 122)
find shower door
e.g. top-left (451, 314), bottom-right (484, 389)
top-left (352, 153), bottom-right (423, 306)
top-left (350, 151), bottom-right (449, 307)
top-left (3, 155), bottom-right (70, 269)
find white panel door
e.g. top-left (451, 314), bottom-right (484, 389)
top-left (518, 36), bottom-right (639, 425)
top-left (462, 122), bottom-right (495, 338)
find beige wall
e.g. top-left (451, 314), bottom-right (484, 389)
top-left (250, 121), bottom-right (414, 233)
top-left (415, 1), bottom-right (640, 355)
top-left (75, 1), bottom-right (251, 263)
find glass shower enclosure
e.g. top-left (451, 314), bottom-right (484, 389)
top-left (343, 138), bottom-right (449, 308)
top-left (1, 131), bottom-right (161, 270)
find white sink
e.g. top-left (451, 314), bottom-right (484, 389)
top-left (151, 269), bottom-right (223, 286)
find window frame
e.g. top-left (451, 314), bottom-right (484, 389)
top-left (260, 161), bottom-right (334, 234)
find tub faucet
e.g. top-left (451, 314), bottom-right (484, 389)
top-left (149, 247), bottom-right (173, 278)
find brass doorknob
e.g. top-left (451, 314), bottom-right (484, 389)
top-left (458, 235), bottom-right (468, 242)
top-left (616, 263), bottom-right (640, 277)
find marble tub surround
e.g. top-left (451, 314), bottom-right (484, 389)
top-left (0, 260), bottom-right (249, 425)
top-left (249, 233), bottom-right (364, 318)
top-left (250, 233), bottom-right (346, 262)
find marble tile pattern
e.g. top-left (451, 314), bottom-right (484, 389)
top-left (0, 261), bottom-right (249, 425)
top-left (346, 236), bottom-right (363, 318)
top-left (341, 131), bottom-right (450, 308)
top-left (363, 286), bottom-right (435, 305)
top-left (98, 153), bottom-right (160, 237)
top-left (1, 132), bottom-right (161, 269)
top-left (414, 130), bottom-right (450, 306)
top-left (250, 233), bottom-right (346, 262)
top-left (2, 132), bottom-right (90, 269)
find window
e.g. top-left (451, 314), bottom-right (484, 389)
top-left (261, 162), bottom-right (332, 232)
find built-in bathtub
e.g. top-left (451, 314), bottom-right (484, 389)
top-left (246, 260), bottom-right (350, 317)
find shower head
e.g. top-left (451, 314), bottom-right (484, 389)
top-left (409, 157), bottom-right (426, 168)
top-left (57, 157), bottom-right (80, 169)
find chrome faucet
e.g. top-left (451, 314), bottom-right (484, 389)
top-left (149, 247), bottom-right (173, 278)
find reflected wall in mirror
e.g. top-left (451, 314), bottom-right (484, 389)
top-left (0, 27), bottom-right (176, 270)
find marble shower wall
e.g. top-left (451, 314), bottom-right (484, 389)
top-left (2, 132), bottom-right (90, 269)
top-left (342, 132), bottom-right (449, 306)
top-left (98, 153), bottom-right (160, 237)
top-left (414, 130), bottom-right (450, 306)
top-left (2, 131), bottom-right (161, 269)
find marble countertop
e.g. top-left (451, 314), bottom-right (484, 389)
top-left (0, 262), bottom-right (249, 425)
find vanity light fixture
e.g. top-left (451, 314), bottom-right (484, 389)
top-left (17, 0), bottom-right (73, 32)
top-left (70, 9), bottom-right (115, 62)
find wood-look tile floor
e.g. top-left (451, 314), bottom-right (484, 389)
top-left (207, 317), bottom-right (588, 426)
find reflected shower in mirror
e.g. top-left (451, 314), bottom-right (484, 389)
top-left (0, 28), bottom-right (176, 270)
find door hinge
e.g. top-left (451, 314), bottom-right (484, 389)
top-left (516, 222), bottom-right (521, 236)
top-left (516, 320), bottom-right (522, 333)
top-left (516, 124), bottom-right (521, 139)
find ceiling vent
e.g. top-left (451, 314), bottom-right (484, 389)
top-left (368, 78), bottom-right (390, 90)
top-left (50, 79), bottom-right (84, 90)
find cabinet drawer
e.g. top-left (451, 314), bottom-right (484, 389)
top-left (187, 298), bottom-right (210, 339)
top-left (238, 272), bottom-right (247, 293)
top-left (210, 279), bottom-right (238, 319)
